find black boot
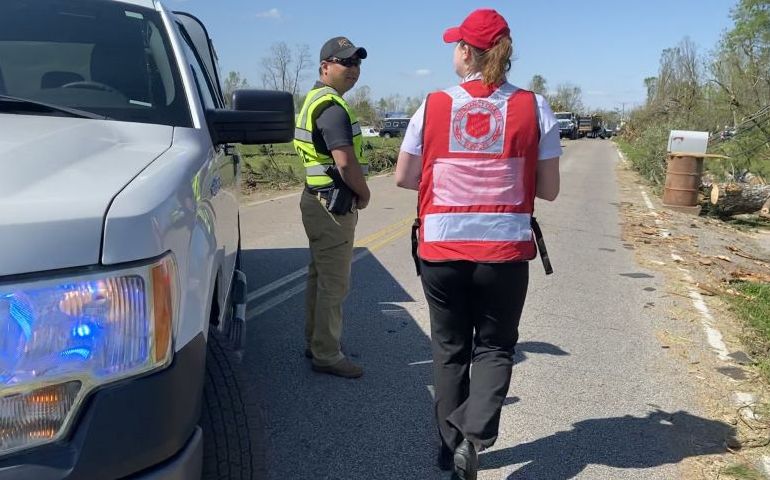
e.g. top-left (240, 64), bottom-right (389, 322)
top-left (452, 439), bottom-right (478, 480)
top-left (438, 441), bottom-right (453, 471)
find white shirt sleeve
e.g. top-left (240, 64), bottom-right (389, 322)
top-left (399, 99), bottom-right (426, 156)
top-left (398, 90), bottom-right (562, 160)
top-left (535, 94), bottom-right (563, 160)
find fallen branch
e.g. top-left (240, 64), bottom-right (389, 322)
top-left (730, 269), bottom-right (770, 284)
top-left (726, 246), bottom-right (769, 264)
top-left (696, 283), bottom-right (722, 296)
top-left (710, 182), bottom-right (770, 216)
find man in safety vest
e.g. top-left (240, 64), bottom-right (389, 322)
top-left (293, 36), bottom-right (370, 379)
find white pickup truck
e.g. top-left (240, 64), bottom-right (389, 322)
top-left (0, 1), bottom-right (292, 478)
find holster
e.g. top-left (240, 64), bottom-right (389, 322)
top-left (411, 218), bottom-right (421, 276)
top-left (323, 165), bottom-right (355, 215)
top-left (531, 217), bottom-right (553, 275)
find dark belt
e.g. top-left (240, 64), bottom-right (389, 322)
top-left (305, 185), bottom-right (333, 202)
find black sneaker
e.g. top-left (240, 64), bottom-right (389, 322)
top-left (453, 439), bottom-right (478, 480)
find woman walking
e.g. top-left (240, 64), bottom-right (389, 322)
top-left (395, 8), bottom-right (561, 479)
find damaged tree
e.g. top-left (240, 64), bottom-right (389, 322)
top-left (710, 183), bottom-right (770, 216)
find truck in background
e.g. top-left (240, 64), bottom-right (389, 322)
top-left (555, 111), bottom-right (579, 140)
top-left (578, 115), bottom-right (603, 138)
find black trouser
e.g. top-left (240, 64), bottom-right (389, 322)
top-left (420, 259), bottom-right (529, 452)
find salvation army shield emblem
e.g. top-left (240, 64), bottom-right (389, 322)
top-left (452, 99), bottom-right (504, 151)
top-left (465, 112), bottom-right (491, 138)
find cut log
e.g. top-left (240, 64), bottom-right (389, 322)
top-left (761, 197), bottom-right (770, 218)
top-left (710, 182), bottom-right (770, 216)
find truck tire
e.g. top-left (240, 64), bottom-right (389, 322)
top-left (200, 330), bottom-right (266, 479)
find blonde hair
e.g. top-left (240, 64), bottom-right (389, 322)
top-left (462, 37), bottom-right (513, 87)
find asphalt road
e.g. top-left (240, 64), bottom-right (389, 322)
top-left (235, 139), bottom-right (728, 479)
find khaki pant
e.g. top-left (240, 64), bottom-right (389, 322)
top-left (300, 190), bottom-right (358, 366)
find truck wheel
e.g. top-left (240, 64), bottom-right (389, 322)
top-left (200, 330), bottom-right (265, 479)
top-left (383, 132), bottom-right (391, 139)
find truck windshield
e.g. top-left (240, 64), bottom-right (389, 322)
top-left (0, 0), bottom-right (191, 127)
top-left (555, 113), bottom-right (572, 120)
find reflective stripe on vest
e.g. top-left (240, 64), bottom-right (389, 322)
top-left (418, 81), bottom-right (540, 263)
top-left (423, 212), bottom-right (532, 242)
top-left (293, 86), bottom-right (367, 188)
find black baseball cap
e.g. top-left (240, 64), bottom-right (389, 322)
top-left (320, 36), bottom-right (368, 61)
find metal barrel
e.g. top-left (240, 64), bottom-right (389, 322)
top-left (662, 155), bottom-right (703, 207)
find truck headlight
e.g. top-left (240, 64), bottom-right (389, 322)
top-left (0, 254), bottom-right (177, 455)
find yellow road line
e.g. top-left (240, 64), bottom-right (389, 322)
top-left (366, 224), bottom-right (412, 252)
top-left (246, 216), bottom-right (414, 317)
top-left (355, 216), bottom-right (413, 248)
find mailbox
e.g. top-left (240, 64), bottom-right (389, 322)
top-left (667, 130), bottom-right (709, 155)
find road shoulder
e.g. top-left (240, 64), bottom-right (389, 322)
top-left (615, 147), bottom-right (770, 479)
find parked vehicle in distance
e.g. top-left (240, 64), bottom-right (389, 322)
top-left (555, 111), bottom-right (579, 140)
top-left (361, 125), bottom-right (379, 137)
top-left (579, 115), bottom-right (603, 138)
top-left (379, 117), bottom-right (410, 138)
top-left (0, 1), bottom-right (294, 478)
top-left (599, 126), bottom-right (615, 139)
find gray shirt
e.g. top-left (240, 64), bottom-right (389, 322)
top-left (312, 81), bottom-right (353, 156)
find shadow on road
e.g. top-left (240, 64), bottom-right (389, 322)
top-left (235, 248), bottom-right (728, 480)
top-left (238, 247), bottom-right (440, 479)
top-left (481, 409), bottom-right (733, 479)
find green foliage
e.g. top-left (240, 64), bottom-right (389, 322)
top-left (240, 137), bottom-right (402, 192)
top-left (621, 3), bottom-right (770, 184)
top-left (726, 282), bottom-right (770, 380)
top-left (722, 463), bottom-right (764, 480)
top-left (223, 71), bottom-right (248, 108)
top-left (362, 138), bottom-right (399, 172)
top-left (616, 129), bottom-right (668, 186)
top-left (241, 144), bottom-right (301, 190)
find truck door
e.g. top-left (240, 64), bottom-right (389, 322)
top-left (176, 17), bottom-right (240, 302)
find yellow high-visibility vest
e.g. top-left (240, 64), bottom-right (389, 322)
top-left (294, 86), bottom-right (367, 188)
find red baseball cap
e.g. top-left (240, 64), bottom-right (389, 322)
top-left (443, 9), bottom-right (510, 50)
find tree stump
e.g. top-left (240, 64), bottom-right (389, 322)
top-left (761, 197), bottom-right (770, 219)
top-left (710, 183), bottom-right (770, 216)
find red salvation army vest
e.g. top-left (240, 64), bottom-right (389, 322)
top-left (418, 80), bottom-right (540, 263)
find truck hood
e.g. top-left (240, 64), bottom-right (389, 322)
top-left (0, 114), bottom-right (173, 276)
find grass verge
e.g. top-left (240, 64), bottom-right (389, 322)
top-left (721, 463), bottom-right (765, 480)
top-left (726, 282), bottom-right (770, 380)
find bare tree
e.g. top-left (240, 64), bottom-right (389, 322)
top-left (644, 77), bottom-right (658, 105)
top-left (654, 38), bottom-right (701, 117)
top-left (378, 94), bottom-right (405, 116)
top-left (549, 83), bottom-right (584, 112)
top-left (528, 74), bottom-right (548, 96)
top-left (404, 96), bottom-right (423, 116)
top-left (348, 86), bottom-right (377, 125)
top-left (223, 71), bottom-right (248, 108)
top-left (261, 42), bottom-right (311, 96)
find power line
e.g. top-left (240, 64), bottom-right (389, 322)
top-left (709, 106), bottom-right (770, 145)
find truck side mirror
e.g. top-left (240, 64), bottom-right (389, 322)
top-left (206, 90), bottom-right (294, 145)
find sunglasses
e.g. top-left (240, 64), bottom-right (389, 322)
top-left (326, 57), bottom-right (362, 68)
